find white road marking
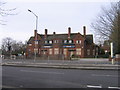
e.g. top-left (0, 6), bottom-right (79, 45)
top-left (87, 85), bottom-right (102, 88)
top-left (92, 74), bottom-right (118, 77)
top-left (108, 86), bottom-right (120, 89)
top-left (20, 70), bottom-right (64, 75)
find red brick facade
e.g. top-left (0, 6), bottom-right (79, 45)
top-left (26, 26), bottom-right (97, 59)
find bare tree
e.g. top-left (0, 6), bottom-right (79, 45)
top-left (2, 37), bottom-right (27, 57)
top-left (91, 1), bottom-right (120, 54)
top-left (0, 2), bottom-right (16, 25)
top-left (12, 41), bottom-right (26, 55)
top-left (1, 37), bottom-right (14, 57)
top-left (2, 37), bottom-right (14, 52)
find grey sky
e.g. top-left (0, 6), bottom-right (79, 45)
top-left (0, 0), bottom-right (115, 46)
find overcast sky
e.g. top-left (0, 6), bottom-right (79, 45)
top-left (0, 0), bottom-right (117, 46)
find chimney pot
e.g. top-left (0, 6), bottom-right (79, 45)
top-left (68, 27), bottom-right (71, 38)
top-left (53, 32), bottom-right (56, 35)
top-left (45, 29), bottom-right (48, 39)
top-left (83, 26), bottom-right (86, 37)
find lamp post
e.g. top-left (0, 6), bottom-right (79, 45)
top-left (28, 9), bottom-right (38, 30)
top-left (28, 9), bottom-right (38, 61)
top-left (111, 42), bottom-right (114, 64)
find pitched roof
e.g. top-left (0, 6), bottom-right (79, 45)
top-left (27, 36), bottom-right (34, 44)
top-left (44, 33), bottom-right (80, 40)
top-left (27, 33), bottom-right (93, 44)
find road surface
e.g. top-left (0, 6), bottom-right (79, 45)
top-left (2, 66), bottom-right (119, 89)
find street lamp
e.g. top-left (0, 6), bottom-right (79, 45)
top-left (28, 9), bottom-right (38, 61)
top-left (111, 42), bottom-right (114, 64)
top-left (28, 9), bottom-right (38, 30)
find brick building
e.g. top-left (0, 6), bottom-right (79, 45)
top-left (26, 26), bottom-right (97, 59)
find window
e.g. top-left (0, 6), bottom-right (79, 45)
top-left (54, 40), bottom-right (56, 43)
top-left (34, 48), bottom-right (38, 53)
top-left (45, 41), bottom-right (48, 44)
top-left (29, 44), bottom-right (32, 46)
top-left (49, 41), bottom-right (52, 44)
top-left (39, 49), bottom-right (41, 54)
top-left (49, 49), bottom-right (52, 55)
top-left (69, 40), bottom-right (72, 43)
top-left (54, 40), bottom-right (59, 43)
top-left (54, 48), bottom-right (59, 55)
top-left (28, 49), bottom-right (31, 52)
top-left (43, 51), bottom-right (46, 55)
top-left (64, 40), bottom-right (67, 43)
top-left (76, 40), bottom-right (81, 44)
top-left (93, 49), bottom-right (95, 55)
top-left (63, 49), bottom-right (67, 57)
top-left (63, 49), bottom-right (67, 55)
top-left (87, 49), bottom-right (90, 55)
top-left (76, 48), bottom-right (81, 55)
top-left (35, 41), bottom-right (38, 44)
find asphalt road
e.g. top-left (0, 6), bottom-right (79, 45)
top-left (2, 66), bottom-right (119, 89)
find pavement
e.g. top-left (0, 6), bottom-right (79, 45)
top-left (1, 58), bottom-right (120, 70)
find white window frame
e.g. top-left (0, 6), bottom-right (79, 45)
top-left (49, 40), bottom-right (52, 44)
top-left (54, 40), bottom-right (59, 43)
top-left (43, 51), bottom-right (46, 55)
top-left (45, 41), bottom-right (48, 44)
top-left (63, 49), bottom-right (67, 57)
top-left (64, 40), bottom-right (67, 43)
top-left (34, 48), bottom-right (38, 53)
top-left (49, 49), bottom-right (52, 55)
top-left (35, 41), bottom-right (38, 44)
top-left (76, 40), bottom-right (81, 44)
top-left (76, 48), bottom-right (81, 55)
top-left (54, 48), bottom-right (59, 55)
top-left (69, 40), bottom-right (72, 43)
top-left (63, 49), bottom-right (67, 55)
top-left (29, 44), bottom-right (32, 46)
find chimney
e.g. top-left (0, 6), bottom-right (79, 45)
top-left (34, 30), bottom-right (37, 40)
top-left (45, 29), bottom-right (48, 39)
top-left (53, 32), bottom-right (56, 35)
top-left (68, 27), bottom-right (71, 39)
top-left (83, 26), bottom-right (86, 37)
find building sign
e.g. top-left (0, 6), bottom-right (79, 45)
top-left (63, 45), bottom-right (75, 48)
top-left (44, 46), bottom-right (52, 48)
